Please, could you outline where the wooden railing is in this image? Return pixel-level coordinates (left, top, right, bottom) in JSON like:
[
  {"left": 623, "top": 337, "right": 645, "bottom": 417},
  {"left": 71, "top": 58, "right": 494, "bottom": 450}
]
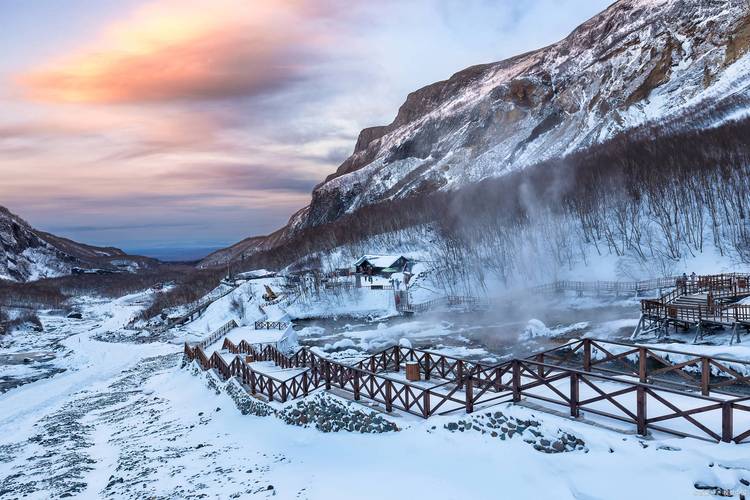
[
  {"left": 254, "top": 321, "right": 289, "bottom": 330},
  {"left": 189, "top": 319, "right": 238, "bottom": 351},
  {"left": 531, "top": 338, "right": 750, "bottom": 397},
  {"left": 403, "top": 295, "right": 486, "bottom": 314},
  {"left": 512, "top": 358, "right": 742, "bottom": 443},
  {"left": 168, "top": 286, "right": 238, "bottom": 326},
  {"left": 186, "top": 335, "right": 750, "bottom": 443},
  {"left": 533, "top": 277, "right": 680, "bottom": 296},
  {"left": 640, "top": 273, "right": 750, "bottom": 327}
]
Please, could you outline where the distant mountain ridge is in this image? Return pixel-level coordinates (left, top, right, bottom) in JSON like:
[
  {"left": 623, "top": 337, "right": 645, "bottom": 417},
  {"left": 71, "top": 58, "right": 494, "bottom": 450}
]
[
  {"left": 0, "top": 205, "right": 156, "bottom": 282},
  {"left": 199, "top": 0, "right": 750, "bottom": 267}
]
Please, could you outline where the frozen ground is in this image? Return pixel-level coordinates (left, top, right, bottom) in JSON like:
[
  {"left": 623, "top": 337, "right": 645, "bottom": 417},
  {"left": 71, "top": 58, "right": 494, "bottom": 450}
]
[{"left": 2, "top": 289, "right": 750, "bottom": 499}]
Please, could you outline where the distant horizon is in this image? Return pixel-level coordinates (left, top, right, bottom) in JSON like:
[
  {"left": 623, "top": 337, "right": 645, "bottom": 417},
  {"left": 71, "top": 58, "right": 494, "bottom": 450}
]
[{"left": 122, "top": 246, "right": 224, "bottom": 262}]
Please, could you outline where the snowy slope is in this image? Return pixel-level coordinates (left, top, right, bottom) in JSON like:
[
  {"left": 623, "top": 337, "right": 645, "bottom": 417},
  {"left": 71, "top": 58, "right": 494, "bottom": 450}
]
[
  {"left": 293, "top": 0, "right": 750, "bottom": 229},
  {"left": 201, "top": 0, "right": 750, "bottom": 267},
  {"left": 0, "top": 205, "right": 156, "bottom": 282}
]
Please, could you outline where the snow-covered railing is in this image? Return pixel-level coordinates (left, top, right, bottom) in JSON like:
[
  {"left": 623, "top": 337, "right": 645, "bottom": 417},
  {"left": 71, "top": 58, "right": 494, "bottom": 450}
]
[
  {"left": 193, "top": 319, "right": 238, "bottom": 350},
  {"left": 254, "top": 321, "right": 289, "bottom": 330},
  {"left": 168, "top": 285, "right": 238, "bottom": 327},
  {"left": 636, "top": 273, "right": 750, "bottom": 340},
  {"left": 186, "top": 334, "right": 750, "bottom": 443},
  {"left": 400, "top": 295, "right": 486, "bottom": 314},
  {"left": 533, "top": 277, "right": 680, "bottom": 296}
]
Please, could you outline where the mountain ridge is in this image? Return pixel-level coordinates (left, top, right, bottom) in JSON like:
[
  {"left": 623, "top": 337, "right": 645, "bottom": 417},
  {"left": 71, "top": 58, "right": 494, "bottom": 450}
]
[
  {"left": 0, "top": 205, "right": 157, "bottom": 282},
  {"left": 200, "top": 0, "right": 750, "bottom": 268}
]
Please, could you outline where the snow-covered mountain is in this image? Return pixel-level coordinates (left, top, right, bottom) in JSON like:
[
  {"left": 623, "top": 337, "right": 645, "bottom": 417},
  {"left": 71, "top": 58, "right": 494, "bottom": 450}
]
[
  {"left": 0, "top": 205, "right": 156, "bottom": 282},
  {"left": 201, "top": 0, "right": 750, "bottom": 267}
]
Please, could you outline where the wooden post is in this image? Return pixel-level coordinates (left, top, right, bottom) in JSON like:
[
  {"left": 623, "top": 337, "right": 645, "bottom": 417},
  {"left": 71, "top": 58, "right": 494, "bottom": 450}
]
[
  {"left": 512, "top": 360, "right": 521, "bottom": 403},
  {"left": 457, "top": 360, "right": 464, "bottom": 389},
  {"left": 280, "top": 382, "right": 287, "bottom": 403},
  {"left": 405, "top": 362, "right": 420, "bottom": 382},
  {"left": 701, "top": 357, "right": 710, "bottom": 396},
  {"left": 570, "top": 373, "right": 579, "bottom": 417},
  {"left": 385, "top": 380, "right": 393, "bottom": 412},
  {"left": 268, "top": 379, "right": 274, "bottom": 401},
  {"left": 583, "top": 339, "right": 591, "bottom": 372},
  {"left": 722, "top": 402, "right": 733, "bottom": 443},
  {"left": 394, "top": 347, "right": 400, "bottom": 372},
  {"left": 325, "top": 361, "right": 331, "bottom": 390},
  {"left": 353, "top": 371, "right": 361, "bottom": 401},
  {"left": 423, "top": 390, "right": 430, "bottom": 418},
  {"left": 250, "top": 370, "right": 257, "bottom": 394},
  {"left": 638, "top": 347, "right": 648, "bottom": 383},
  {"left": 424, "top": 353, "right": 431, "bottom": 381},
  {"left": 465, "top": 376, "right": 474, "bottom": 414},
  {"left": 302, "top": 371, "right": 309, "bottom": 396},
  {"left": 636, "top": 385, "right": 647, "bottom": 436}
]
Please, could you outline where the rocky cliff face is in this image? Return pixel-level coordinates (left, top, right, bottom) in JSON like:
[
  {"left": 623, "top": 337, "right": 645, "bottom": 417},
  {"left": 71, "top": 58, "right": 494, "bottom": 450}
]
[
  {"left": 201, "top": 0, "right": 750, "bottom": 267},
  {"left": 0, "top": 206, "right": 154, "bottom": 282}
]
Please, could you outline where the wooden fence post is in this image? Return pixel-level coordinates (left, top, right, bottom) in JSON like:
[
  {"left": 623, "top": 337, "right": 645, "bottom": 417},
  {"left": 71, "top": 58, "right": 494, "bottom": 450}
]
[
  {"left": 325, "top": 361, "right": 332, "bottom": 390},
  {"left": 353, "top": 371, "right": 361, "bottom": 401},
  {"left": 570, "top": 373, "right": 579, "bottom": 417},
  {"left": 302, "top": 372, "right": 309, "bottom": 396},
  {"left": 638, "top": 347, "right": 648, "bottom": 383},
  {"left": 512, "top": 360, "right": 521, "bottom": 403},
  {"left": 423, "top": 390, "right": 430, "bottom": 418},
  {"left": 250, "top": 370, "right": 256, "bottom": 394},
  {"left": 583, "top": 339, "right": 591, "bottom": 372},
  {"left": 424, "top": 353, "right": 431, "bottom": 381},
  {"left": 636, "top": 385, "right": 647, "bottom": 436},
  {"left": 701, "top": 357, "right": 710, "bottom": 396},
  {"left": 268, "top": 379, "right": 274, "bottom": 402},
  {"left": 385, "top": 380, "right": 393, "bottom": 412},
  {"left": 465, "top": 376, "right": 474, "bottom": 414},
  {"left": 281, "top": 382, "right": 287, "bottom": 403},
  {"left": 394, "top": 347, "right": 400, "bottom": 372},
  {"left": 722, "top": 402, "right": 733, "bottom": 443},
  {"left": 457, "top": 361, "right": 464, "bottom": 389}
]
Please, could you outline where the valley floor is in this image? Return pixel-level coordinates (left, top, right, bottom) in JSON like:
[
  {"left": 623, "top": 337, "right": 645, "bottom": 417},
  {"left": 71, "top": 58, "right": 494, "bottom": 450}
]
[{"left": 1, "top": 290, "right": 750, "bottom": 499}]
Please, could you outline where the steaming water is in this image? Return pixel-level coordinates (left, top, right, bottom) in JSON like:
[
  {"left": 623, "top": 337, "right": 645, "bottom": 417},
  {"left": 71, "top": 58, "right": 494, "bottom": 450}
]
[{"left": 295, "top": 299, "right": 641, "bottom": 364}]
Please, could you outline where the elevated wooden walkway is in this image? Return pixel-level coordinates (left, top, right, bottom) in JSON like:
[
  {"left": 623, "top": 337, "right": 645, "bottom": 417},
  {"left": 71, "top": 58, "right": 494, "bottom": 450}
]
[
  {"left": 533, "top": 277, "right": 679, "bottom": 297},
  {"left": 185, "top": 326, "right": 750, "bottom": 444},
  {"left": 634, "top": 274, "right": 750, "bottom": 343}
]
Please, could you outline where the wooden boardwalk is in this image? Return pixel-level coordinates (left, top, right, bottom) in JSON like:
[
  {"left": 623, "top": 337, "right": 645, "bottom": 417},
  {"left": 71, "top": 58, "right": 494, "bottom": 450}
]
[
  {"left": 634, "top": 274, "right": 750, "bottom": 342},
  {"left": 185, "top": 327, "right": 750, "bottom": 444},
  {"left": 533, "top": 277, "right": 680, "bottom": 297}
]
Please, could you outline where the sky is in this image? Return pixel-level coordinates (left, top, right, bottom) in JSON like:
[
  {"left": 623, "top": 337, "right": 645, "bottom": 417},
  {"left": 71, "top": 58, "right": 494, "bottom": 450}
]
[{"left": 0, "top": 0, "right": 612, "bottom": 258}]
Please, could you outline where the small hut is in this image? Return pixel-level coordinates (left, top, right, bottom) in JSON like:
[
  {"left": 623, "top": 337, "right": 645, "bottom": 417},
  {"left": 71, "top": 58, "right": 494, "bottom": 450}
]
[{"left": 353, "top": 255, "right": 411, "bottom": 277}]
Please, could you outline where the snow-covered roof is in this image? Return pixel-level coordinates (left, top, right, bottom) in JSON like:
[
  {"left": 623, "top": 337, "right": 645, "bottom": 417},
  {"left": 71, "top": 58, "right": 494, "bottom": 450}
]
[
  {"left": 353, "top": 255, "right": 406, "bottom": 268},
  {"left": 236, "top": 269, "right": 275, "bottom": 279}
]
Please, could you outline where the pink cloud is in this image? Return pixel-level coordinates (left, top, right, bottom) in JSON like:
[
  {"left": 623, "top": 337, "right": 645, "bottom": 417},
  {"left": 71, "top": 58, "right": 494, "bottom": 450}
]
[{"left": 19, "top": 0, "right": 335, "bottom": 104}]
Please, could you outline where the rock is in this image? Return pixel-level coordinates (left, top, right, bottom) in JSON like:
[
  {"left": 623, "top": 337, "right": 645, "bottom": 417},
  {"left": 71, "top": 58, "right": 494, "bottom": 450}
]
[
  {"left": 552, "top": 441, "right": 565, "bottom": 452},
  {"left": 656, "top": 445, "right": 680, "bottom": 452},
  {"left": 67, "top": 312, "right": 83, "bottom": 319}
]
